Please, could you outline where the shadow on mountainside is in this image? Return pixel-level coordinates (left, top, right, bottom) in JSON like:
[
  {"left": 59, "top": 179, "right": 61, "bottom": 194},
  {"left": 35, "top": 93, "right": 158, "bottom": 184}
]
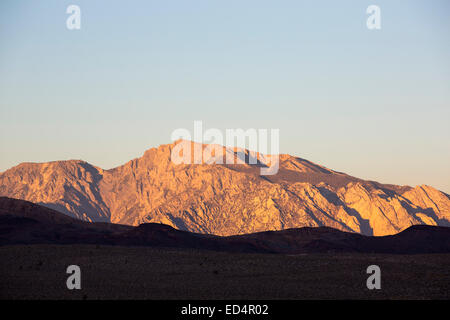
[{"left": 1, "top": 197, "right": 450, "bottom": 254}]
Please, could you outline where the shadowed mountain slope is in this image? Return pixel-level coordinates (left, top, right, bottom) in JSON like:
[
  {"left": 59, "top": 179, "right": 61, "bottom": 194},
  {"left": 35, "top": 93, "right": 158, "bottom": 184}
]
[{"left": 1, "top": 197, "right": 449, "bottom": 254}]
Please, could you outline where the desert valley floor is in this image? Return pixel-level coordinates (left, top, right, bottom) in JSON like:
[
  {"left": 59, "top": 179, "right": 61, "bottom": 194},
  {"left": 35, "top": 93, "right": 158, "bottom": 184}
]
[{"left": 1, "top": 245, "right": 449, "bottom": 300}]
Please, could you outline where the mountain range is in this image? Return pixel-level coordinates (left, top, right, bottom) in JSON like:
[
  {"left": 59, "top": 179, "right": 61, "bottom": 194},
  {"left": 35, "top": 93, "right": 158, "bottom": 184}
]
[{"left": 1, "top": 140, "right": 449, "bottom": 236}]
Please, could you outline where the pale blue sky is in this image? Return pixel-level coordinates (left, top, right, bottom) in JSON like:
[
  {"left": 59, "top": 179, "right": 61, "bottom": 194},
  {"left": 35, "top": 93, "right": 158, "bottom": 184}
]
[{"left": 1, "top": 0, "right": 449, "bottom": 192}]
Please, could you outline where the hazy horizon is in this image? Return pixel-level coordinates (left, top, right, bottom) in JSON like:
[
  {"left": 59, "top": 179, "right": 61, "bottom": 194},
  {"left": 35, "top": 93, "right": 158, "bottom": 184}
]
[{"left": 1, "top": 0, "right": 449, "bottom": 193}]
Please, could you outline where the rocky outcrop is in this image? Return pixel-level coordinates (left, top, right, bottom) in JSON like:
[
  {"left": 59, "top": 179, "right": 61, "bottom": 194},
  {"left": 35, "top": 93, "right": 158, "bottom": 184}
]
[{"left": 0, "top": 141, "right": 449, "bottom": 236}]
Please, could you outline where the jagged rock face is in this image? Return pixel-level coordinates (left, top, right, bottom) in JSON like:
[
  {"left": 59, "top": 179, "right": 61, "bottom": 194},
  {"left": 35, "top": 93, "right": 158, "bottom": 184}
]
[
  {"left": 0, "top": 141, "right": 449, "bottom": 236},
  {"left": 0, "top": 160, "right": 110, "bottom": 222}
]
